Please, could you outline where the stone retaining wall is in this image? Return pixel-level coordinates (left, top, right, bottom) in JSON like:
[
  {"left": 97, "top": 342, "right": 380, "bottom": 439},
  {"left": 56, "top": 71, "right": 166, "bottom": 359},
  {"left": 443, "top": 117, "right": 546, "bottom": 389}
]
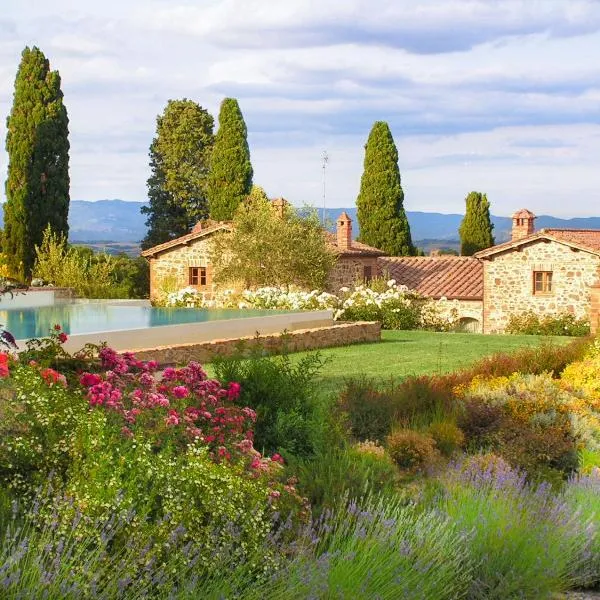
[{"left": 129, "top": 321, "right": 381, "bottom": 365}]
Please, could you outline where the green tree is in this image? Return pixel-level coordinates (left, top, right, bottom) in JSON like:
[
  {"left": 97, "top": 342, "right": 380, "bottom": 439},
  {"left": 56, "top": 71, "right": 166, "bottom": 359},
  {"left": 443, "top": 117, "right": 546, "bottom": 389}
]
[
  {"left": 4, "top": 46, "right": 70, "bottom": 280},
  {"left": 141, "top": 99, "right": 214, "bottom": 248},
  {"left": 211, "top": 197, "right": 337, "bottom": 290},
  {"left": 356, "top": 121, "right": 414, "bottom": 256},
  {"left": 458, "top": 191, "right": 495, "bottom": 256},
  {"left": 207, "top": 98, "right": 253, "bottom": 221}
]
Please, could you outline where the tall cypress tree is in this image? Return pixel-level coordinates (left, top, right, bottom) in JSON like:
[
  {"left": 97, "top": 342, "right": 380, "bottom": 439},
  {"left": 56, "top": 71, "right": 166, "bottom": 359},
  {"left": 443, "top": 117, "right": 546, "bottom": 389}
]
[
  {"left": 4, "top": 46, "right": 70, "bottom": 280},
  {"left": 141, "top": 99, "right": 214, "bottom": 248},
  {"left": 207, "top": 98, "right": 253, "bottom": 221},
  {"left": 356, "top": 121, "right": 414, "bottom": 256},
  {"left": 458, "top": 191, "right": 495, "bottom": 256}
]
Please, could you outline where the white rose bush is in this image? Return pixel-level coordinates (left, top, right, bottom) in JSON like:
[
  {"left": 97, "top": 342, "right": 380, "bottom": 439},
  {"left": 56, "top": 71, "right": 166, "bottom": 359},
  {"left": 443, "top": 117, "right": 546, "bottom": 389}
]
[{"left": 163, "top": 279, "right": 462, "bottom": 331}]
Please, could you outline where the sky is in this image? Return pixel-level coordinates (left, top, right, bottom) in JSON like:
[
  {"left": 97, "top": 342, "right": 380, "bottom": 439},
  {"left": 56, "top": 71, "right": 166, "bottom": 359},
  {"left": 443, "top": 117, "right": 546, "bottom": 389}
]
[{"left": 1, "top": 0, "right": 600, "bottom": 218}]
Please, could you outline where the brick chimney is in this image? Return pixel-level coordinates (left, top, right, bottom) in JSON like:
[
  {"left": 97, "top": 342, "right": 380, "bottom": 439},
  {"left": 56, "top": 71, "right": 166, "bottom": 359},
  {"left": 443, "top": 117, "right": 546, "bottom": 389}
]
[
  {"left": 511, "top": 209, "right": 536, "bottom": 241},
  {"left": 271, "top": 197, "right": 288, "bottom": 219},
  {"left": 336, "top": 212, "right": 352, "bottom": 250}
]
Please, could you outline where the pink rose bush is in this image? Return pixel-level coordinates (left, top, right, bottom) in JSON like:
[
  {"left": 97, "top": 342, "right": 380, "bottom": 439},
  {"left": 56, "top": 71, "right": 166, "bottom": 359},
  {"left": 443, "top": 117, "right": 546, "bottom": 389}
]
[{"left": 78, "top": 347, "right": 285, "bottom": 475}]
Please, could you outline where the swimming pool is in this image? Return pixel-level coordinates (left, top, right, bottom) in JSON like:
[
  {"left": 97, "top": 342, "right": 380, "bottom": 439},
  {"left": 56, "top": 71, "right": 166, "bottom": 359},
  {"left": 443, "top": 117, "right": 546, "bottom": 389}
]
[
  {"left": 0, "top": 303, "right": 289, "bottom": 340},
  {"left": 1, "top": 301, "right": 335, "bottom": 352}
]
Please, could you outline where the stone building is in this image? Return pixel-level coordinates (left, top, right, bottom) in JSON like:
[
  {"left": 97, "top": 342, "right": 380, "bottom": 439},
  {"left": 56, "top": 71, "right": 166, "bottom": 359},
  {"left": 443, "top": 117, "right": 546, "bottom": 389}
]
[
  {"left": 141, "top": 206, "right": 384, "bottom": 301},
  {"left": 475, "top": 210, "right": 600, "bottom": 334},
  {"left": 378, "top": 255, "right": 484, "bottom": 331}
]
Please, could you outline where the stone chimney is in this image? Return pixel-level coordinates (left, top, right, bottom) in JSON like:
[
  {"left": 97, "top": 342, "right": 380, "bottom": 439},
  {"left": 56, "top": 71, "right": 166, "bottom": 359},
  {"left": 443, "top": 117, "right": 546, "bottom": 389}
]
[
  {"left": 271, "top": 197, "right": 288, "bottom": 219},
  {"left": 336, "top": 212, "right": 352, "bottom": 250},
  {"left": 511, "top": 209, "right": 536, "bottom": 241}
]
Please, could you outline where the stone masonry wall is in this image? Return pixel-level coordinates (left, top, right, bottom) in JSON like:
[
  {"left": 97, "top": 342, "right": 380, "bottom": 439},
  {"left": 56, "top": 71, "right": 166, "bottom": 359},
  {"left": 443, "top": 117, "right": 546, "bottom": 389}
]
[
  {"left": 130, "top": 321, "right": 381, "bottom": 365},
  {"left": 327, "top": 257, "right": 379, "bottom": 292},
  {"left": 149, "top": 237, "right": 214, "bottom": 302},
  {"left": 483, "top": 240, "right": 600, "bottom": 333}
]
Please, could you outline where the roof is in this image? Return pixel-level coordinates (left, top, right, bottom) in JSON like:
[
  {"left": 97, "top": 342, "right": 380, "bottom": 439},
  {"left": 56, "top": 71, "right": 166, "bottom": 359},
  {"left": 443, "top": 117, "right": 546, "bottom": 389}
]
[
  {"left": 475, "top": 228, "right": 600, "bottom": 259},
  {"left": 512, "top": 208, "right": 536, "bottom": 219},
  {"left": 141, "top": 222, "right": 232, "bottom": 257},
  {"left": 325, "top": 232, "right": 387, "bottom": 257},
  {"left": 378, "top": 256, "right": 483, "bottom": 300}
]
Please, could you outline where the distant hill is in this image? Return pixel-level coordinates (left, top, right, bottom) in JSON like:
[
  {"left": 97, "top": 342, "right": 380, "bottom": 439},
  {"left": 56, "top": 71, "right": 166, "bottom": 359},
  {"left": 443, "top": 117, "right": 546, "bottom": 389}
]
[{"left": 0, "top": 200, "right": 598, "bottom": 246}]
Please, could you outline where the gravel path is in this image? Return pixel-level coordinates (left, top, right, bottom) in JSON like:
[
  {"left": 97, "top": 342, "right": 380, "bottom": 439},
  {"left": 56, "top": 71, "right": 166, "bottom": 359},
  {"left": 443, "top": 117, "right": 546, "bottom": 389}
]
[{"left": 565, "top": 592, "right": 600, "bottom": 599}]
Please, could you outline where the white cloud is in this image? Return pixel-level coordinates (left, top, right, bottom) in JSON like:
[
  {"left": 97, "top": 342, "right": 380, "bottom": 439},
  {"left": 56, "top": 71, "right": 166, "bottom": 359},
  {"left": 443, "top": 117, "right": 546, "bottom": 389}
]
[{"left": 0, "top": 0, "right": 599, "bottom": 219}]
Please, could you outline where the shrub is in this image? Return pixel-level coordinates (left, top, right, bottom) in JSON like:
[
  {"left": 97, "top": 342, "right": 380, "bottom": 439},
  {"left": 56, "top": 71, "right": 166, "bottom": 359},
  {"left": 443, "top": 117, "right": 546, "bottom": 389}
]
[
  {"left": 292, "top": 444, "right": 399, "bottom": 514},
  {"left": 213, "top": 346, "right": 326, "bottom": 458},
  {"left": 506, "top": 310, "right": 590, "bottom": 337},
  {"left": 386, "top": 428, "right": 440, "bottom": 471},
  {"left": 427, "top": 421, "right": 465, "bottom": 456}
]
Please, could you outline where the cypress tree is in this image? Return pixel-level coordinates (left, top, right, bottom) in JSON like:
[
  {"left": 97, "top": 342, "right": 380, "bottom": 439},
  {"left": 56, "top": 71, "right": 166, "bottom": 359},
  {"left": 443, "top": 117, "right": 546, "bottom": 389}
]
[
  {"left": 141, "top": 99, "right": 214, "bottom": 247},
  {"left": 356, "top": 121, "right": 414, "bottom": 256},
  {"left": 458, "top": 191, "right": 495, "bottom": 256},
  {"left": 4, "top": 46, "right": 70, "bottom": 280},
  {"left": 207, "top": 98, "right": 253, "bottom": 221}
]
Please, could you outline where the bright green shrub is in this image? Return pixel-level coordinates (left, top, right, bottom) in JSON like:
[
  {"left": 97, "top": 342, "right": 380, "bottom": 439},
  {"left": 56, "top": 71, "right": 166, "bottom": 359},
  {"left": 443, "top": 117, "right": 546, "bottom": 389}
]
[
  {"left": 213, "top": 347, "right": 326, "bottom": 458},
  {"left": 386, "top": 428, "right": 440, "bottom": 471}
]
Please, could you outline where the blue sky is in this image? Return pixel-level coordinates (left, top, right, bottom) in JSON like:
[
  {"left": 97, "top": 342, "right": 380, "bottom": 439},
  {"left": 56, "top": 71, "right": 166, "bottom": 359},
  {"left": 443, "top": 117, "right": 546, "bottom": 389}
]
[{"left": 1, "top": 0, "right": 600, "bottom": 217}]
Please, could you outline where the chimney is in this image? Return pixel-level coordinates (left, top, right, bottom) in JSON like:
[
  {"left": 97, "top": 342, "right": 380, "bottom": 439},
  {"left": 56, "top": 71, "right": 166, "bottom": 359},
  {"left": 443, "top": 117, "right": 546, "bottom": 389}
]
[
  {"left": 336, "top": 212, "right": 352, "bottom": 250},
  {"left": 511, "top": 209, "right": 536, "bottom": 241},
  {"left": 271, "top": 197, "right": 288, "bottom": 219}
]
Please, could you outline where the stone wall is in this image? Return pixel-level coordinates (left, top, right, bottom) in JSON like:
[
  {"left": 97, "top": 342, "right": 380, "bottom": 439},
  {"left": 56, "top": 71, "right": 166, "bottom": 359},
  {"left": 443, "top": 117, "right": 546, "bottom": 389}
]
[
  {"left": 327, "top": 256, "right": 379, "bottom": 292},
  {"left": 149, "top": 237, "right": 214, "bottom": 302},
  {"left": 482, "top": 240, "right": 600, "bottom": 333},
  {"left": 454, "top": 299, "right": 484, "bottom": 332},
  {"left": 130, "top": 321, "right": 381, "bottom": 365},
  {"left": 591, "top": 285, "right": 600, "bottom": 337}
]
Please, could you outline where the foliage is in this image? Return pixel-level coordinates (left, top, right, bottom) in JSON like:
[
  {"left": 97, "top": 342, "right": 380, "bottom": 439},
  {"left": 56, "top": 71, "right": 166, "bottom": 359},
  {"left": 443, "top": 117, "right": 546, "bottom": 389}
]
[
  {"left": 4, "top": 46, "right": 70, "bottom": 280},
  {"left": 213, "top": 345, "right": 327, "bottom": 458},
  {"left": 207, "top": 98, "right": 253, "bottom": 221},
  {"left": 458, "top": 191, "right": 495, "bottom": 256},
  {"left": 506, "top": 310, "right": 590, "bottom": 336},
  {"left": 426, "top": 421, "right": 465, "bottom": 456},
  {"left": 210, "top": 196, "right": 337, "bottom": 290},
  {"left": 291, "top": 443, "right": 399, "bottom": 514},
  {"left": 356, "top": 121, "right": 415, "bottom": 256},
  {"left": 32, "top": 228, "right": 123, "bottom": 298},
  {"left": 438, "top": 458, "right": 588, "bottom": 599},
  {"left": 141, "top": 99, "right": 214, "bottom": 248},
  {"left": 386, "top": 428, "right": 440, "bottom": 471}
]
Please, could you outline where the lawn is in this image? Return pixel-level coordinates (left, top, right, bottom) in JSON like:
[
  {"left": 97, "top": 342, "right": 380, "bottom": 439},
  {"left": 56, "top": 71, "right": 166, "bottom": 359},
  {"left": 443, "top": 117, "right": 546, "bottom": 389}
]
[{"left": 287, "top": 330, "right": 571, "bottom": 394}]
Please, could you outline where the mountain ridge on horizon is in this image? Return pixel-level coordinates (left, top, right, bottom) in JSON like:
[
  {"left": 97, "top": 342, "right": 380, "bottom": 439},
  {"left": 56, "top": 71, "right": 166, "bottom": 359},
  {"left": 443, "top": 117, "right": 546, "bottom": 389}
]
[{"left": 0, "top": 200, "right": 598, "bottom": 244}]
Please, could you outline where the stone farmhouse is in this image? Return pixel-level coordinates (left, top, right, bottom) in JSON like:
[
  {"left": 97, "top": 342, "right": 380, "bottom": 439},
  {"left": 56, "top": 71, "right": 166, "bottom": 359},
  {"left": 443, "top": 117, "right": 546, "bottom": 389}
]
[
  {"left": 142, "top": 204, "right": 600, "bottom": 336},
  {"left": 141, "top": 200, "right": 384, "bottom": 301}
]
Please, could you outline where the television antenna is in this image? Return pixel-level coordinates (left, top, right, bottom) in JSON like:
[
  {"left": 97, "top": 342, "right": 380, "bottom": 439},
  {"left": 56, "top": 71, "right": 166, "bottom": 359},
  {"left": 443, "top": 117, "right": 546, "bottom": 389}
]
[{"left": 321, "top": 150, "right": 329, "bottom": 224}]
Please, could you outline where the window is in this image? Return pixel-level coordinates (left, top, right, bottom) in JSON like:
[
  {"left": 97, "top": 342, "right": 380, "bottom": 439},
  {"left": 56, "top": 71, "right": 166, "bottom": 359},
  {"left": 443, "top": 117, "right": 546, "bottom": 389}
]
[
  {"left": 363, "top": 265, "right": 372, "bottom": 283},
  {"left": 189, "top": 266, "right": 207, "bottom": 286},
  {"left": 533, "top": 271, "right": 552, "bottom": 294}
]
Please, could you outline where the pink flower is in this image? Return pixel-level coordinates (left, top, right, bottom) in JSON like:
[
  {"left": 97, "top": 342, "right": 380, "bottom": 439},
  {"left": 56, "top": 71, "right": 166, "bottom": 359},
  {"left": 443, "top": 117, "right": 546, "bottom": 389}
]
[
  {"left": 172, "top": 385, "right": 189, "bottom": 399},
  {"left": 227, "top": 382, "right": 241, "bottom": 400},
  {"left": 80, "top": 372, "right": 102, "bottom": 387},
  {"left": 271, "top": 453, "right": 285, "bottom": 465},
  {"left": 162, "top": 367, "right": 177, "bottom": 381},
  {"left": 54, "top": 324, "right": 62, "bottom": 331},
  {"left": 165, "top": 409, "right": 180, "bottom": 426},
  {"left": 57, "top": 332, "right": 68, "bottom": 344},
  {"left": 269, "top": 490, "right": 281, "bottom": 499},
  {"left": 121, "top": 426, "right": 134, "bottom": 438}
]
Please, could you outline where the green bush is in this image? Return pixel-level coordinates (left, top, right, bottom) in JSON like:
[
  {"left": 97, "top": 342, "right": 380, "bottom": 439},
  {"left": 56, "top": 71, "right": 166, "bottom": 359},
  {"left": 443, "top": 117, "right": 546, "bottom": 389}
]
[
  {"left": 213, "top": 345, "right": 327, "bottom": 458},
  {"left": 426, "top": 421, "right": 465, "bottom": 456},
  {"left": 506, "top": 310, "right": 590, "bottom": 337},
  {"left": 291, "top": 443, "right": 399, "bottom": 514}
]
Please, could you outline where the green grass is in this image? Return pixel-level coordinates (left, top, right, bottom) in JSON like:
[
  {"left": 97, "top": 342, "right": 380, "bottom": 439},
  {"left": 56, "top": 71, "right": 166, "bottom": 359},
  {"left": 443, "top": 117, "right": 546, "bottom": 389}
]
[
  {"left": 287, "top": 330, "right": 571, "bottom": 394},
  {"left": 205, "top": 330, "right": 571, "bottom": 395}
]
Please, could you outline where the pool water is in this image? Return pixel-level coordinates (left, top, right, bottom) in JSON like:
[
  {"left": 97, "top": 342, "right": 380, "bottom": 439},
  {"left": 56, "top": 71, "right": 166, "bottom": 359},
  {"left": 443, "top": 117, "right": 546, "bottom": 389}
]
[{"left": 0, "top": 304, "right": 288, "bottom": 340}]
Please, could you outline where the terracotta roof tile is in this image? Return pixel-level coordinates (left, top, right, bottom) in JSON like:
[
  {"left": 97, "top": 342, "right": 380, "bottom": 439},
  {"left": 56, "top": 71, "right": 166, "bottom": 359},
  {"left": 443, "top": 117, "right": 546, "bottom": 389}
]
[
  {"left": 325, "top": 232, "right": 386, "bottom": 257},
  {"left": 475, "top": 228, "right": 600, "bottom": 258},
  {"left": 141, "top": 222, "right": 232, "bottom": 257},
  {"left": 378, "top": 256, "right": 483, "bottom": 300}
]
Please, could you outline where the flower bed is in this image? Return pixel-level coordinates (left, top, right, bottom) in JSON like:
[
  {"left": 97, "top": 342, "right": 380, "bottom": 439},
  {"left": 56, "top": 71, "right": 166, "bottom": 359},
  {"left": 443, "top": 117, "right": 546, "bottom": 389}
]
[{"left": 164, "top": 280, "right": 463, "bottom": 331}]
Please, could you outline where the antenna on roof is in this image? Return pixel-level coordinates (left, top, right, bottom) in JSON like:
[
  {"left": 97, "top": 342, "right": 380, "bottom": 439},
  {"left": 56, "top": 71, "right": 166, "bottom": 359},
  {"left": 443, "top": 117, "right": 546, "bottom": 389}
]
[{"left": 321, "top": 149, "right": 329, "bottom": 225}]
